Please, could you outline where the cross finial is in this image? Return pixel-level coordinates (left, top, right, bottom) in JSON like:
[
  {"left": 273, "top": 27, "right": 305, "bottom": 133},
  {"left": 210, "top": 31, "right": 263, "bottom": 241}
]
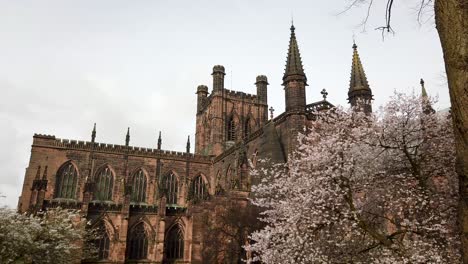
[
  {"left": 321, "top": 88, "right": 328, "bottom": 100},
  {"left": 269, "top": 106, "right": 275, "bottom": 119}
]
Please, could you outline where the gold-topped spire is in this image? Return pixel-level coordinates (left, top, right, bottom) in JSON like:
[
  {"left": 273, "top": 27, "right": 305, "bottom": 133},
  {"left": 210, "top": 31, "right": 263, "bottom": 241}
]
[
  {"left": 283, "top": 24, "right": 306, "bottom": 85},
  {"left": 348, "top": 43, "right": 373, "bottom": 114},
  {"left": 349, "top": 43, "right": 370, "bottom": 92}
]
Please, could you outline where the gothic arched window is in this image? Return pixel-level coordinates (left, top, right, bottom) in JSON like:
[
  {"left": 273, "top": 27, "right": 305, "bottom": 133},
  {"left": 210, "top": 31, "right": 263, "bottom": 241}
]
[
  {"left": 54, "top": 162, "right": 78, "bottom": 199},
  {"left": 95, "top": 222, "right": 110, "bottom": 260},
  {"left": 244, "top": 118, "right": 251, "bottom": 139},
  {"left": 227, "top": 116, "right": 236, "bottom": 141},
  {"left": 165, "top": 225, "right": 184, "bottom": 260},
  {"left": 162, "top": 172, "right": 178, "bottom": 205},
  {"left": 131, "top": 169, "right": 147, "bottom": 203},
  {"left": 127, "top": 223, "right": 148, "bottom": 260},
  {"left": 95, "top": 166, "right": 114, "bottom": 201},
  {"left": 191, "top": 175, "right": 208, "bottom": 201}
]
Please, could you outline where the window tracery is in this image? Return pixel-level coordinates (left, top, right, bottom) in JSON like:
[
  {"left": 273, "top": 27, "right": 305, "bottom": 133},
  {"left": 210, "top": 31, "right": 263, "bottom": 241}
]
[
  {"left": 95, "top": 166, "right": 114, "bottom": 201},
  {"left": 54, "top": 162, "right": 78, "bottom": 199},
  {"left": 131, "top": 169, "right": 147, "bottom": 203},
  {"left": 127, "top": 222, "right": 148, "bottom": 260}
]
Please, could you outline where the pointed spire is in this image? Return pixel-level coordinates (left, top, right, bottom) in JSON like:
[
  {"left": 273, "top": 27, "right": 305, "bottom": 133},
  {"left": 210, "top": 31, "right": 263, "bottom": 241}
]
[
  {"left": 125, "top": 127, "right": 130, "bottom": 146},
  {"left": 186, "top": 135, "right": 190, "bottom": 153},
  {"left": 283, "top": 24, "right": 306, "bottom": 85},
  {"left": 91, "top": 123, "right": 96, "bottom": 143},
  {"left": 42, "top": 166, "right": 48, "bottom": 180},
  {"left": 420, "top": 78, "right": 435, "bottom": 114},
  {"left": 420, "top": 78, "right": 428, "bottom": 98},
  {"left": 349, "top": 43, "right": 371, "bottom": 92},
  {"left": 157, "top": 131, "right": 162, "bottom": 150},
  {"left": 348, "top": 43, "right": 373, "bottom": 114}
]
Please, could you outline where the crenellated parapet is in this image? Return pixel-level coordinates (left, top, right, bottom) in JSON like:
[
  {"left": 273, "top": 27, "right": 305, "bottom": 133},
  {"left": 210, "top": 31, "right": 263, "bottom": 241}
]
[{"left": 32, "top": 134, "right": 212, "bottom": 163}]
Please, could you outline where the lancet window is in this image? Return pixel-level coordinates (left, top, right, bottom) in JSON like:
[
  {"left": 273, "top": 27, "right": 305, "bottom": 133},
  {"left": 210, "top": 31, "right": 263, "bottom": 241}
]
[
  {"left": 227, "top": 116, "right": 236, "bottom": 141},
  {"left": 127, "top": 223, "right": 148, "bottom": 260},
  {"left": 54, "top": 162, "right": 78, "bottom": 199},
  {"left": 94, "top": 166, "right": 114, "bottom": 201},
  {"left": 95, "top": 222, "right": 110, "bottom": 260},
  {"left": 162, "top": 172, "right": 178, "bottom": 205},
  {"left": 165, "top": 225, "right": 184, "bottom": 260},
  {"left": 191, "top": 175, "right": 208, "bottom": 201},
  {"left": 244, "top": 118, "right": 251, "bottom": 138},
  {"left": 131, "top": 169, "right": 147, "bottom": 203}
]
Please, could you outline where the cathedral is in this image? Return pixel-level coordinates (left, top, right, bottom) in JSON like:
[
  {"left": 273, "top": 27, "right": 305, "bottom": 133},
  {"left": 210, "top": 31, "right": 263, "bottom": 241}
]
[{"left": 17, "top": 24, "right": 373, "bottom": 263}]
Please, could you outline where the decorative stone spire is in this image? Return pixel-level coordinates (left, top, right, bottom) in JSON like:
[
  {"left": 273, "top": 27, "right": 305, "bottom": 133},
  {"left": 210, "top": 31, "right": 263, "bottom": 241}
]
[
  {"left": 348, "top": 43, "right": 373, "bottom": 114},
  {"left": 91, "top": 123, "right": 96, "bottom": 143},
  {"left": 125, "top": 127, "right": 130, "bottom": 146},
  {"left": 283, "top": 24, "right": 307, "bottom": 85},
  {"left": 420, "top": 78, "right": 435, "bottom": 114},
  {"left": 186, "top": 135, "right": 190, "bottom": 153},
  {"left": 420, "top": 78, "right": 428, "bottom": 98},
  {"left": 157, "top": 131, "right": 162, "bottom": 150}
]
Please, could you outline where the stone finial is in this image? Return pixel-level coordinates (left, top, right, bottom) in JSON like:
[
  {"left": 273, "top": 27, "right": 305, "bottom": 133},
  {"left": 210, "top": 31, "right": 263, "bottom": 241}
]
[
  {"left": 125, "top": 127, "right": 130, "bottom": 146},
  {"left": 269, "top": 106, "right": 275, "bottom": 119},
  {"left": 157, "top": 131, "right": 162, "bottom": 150},
  {"left": 91, "top": 123, "right": 96, "bottom": 143},
  {"left": 186, "top": 135, "right": 190, "bottom": 153}
]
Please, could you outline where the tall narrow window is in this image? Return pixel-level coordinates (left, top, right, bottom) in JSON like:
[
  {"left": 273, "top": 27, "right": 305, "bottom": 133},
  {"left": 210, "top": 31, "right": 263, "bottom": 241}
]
[
  {"left": 95, "top": 166, "right": 114, "bottom": 201},
  {"left": 244, "top": 118, "right": 251, "bottom": 138},
  {"left": 131, "top": 169, "right": 147, "bottom": 203},
  {"left": 191, "top": 175, "right": 208, "bottom": 201},
  {"left": 95, "top": 222, "right": 110, "bottom": 260},
  {"left": 165, "top": 226, "right": 184, "bottom": 260},
  {"left": 162, "top": 172, "right": 178, "bottom": 205},
  {"left": 227, "top": 116, "right": 236, "bottom": 141},
  {"left": 54, "top": 162, "right": 78, "bottom": 199},
  {"left": 127, "top": 223, "right": 148, "bottom": 260}
]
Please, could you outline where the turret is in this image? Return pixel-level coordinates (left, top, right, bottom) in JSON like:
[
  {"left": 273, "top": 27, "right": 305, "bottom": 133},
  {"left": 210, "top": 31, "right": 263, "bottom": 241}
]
[
  {"left": 255, "top": 75, "right": 269, "bottom": 104},
  {"left": 196, "top": 85, "right": 209, "bottom": 113},
  {"left": 283, "top": 24, "right": 307, "bottom": 112},
  {"left": 348, "top": 43, "right": 373, "bottom": 114},
  {"left": 212, "top": 65, "right": 225, "bottom": 91}
]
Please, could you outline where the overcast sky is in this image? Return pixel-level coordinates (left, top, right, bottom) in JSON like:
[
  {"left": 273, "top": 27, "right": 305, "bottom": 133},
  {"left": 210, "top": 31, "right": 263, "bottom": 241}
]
[{"left": 0, "top": 0, "right": 448, "bottom": 207}]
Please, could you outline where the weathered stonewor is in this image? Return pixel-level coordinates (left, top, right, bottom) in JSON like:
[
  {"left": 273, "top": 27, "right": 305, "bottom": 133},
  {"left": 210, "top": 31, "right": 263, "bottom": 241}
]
[{"left": 18, "top": 24, "right": 373, "bottom": 264}]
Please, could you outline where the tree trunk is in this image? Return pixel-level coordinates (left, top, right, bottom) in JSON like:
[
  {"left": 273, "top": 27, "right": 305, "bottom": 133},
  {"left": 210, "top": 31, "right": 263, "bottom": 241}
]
[{"left": 434, "top": 0, "right": 468, "bottom": 262}]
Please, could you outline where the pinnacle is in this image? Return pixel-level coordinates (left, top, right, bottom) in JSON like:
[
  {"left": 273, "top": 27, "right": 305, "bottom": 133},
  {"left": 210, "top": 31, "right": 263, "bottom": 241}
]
[
  {"left": 349, "top": 43, "right": 370, "bottom": 92},
  {"left": 283, "top": 24, "right": 306, "bottom": 85}
]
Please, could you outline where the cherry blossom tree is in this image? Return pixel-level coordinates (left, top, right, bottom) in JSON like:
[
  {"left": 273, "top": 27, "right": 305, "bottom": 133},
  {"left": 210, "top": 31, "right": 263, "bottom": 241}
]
[
  {"left": 248, "top": 92, "right": 460, "bottom": 263},
  {"left": 0, "top": 207, "right": 91, "bottom": 264}
]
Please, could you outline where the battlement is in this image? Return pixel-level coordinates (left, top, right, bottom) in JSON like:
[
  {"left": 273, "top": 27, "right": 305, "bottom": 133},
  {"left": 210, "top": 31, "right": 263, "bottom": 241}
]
[
  {"left": 32, "top": 134, "right": 212, "bottom": 163},
  {"left": 223, "top": 89, "right": 258, "bottom": 101}
]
